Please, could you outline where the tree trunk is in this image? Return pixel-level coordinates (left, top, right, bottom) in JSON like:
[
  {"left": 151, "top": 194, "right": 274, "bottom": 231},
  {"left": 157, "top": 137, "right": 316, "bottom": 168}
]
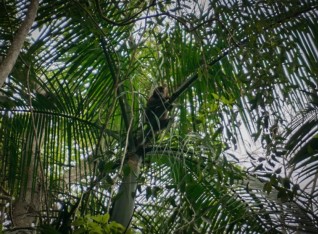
[
  {"left": 110, "top": 153, "right": 142, "bottom": 228},
  {"left": 0, "top": 0, "right": 39, "bottom": 87},
  {"left": 11, "top": 120, "right": 43, "bottom": 233}
]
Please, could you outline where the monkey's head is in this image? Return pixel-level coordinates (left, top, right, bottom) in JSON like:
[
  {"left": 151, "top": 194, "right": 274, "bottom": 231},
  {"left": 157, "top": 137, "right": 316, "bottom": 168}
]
[{"left": 152, "top": 86, "right": 168, "bottom": 99}]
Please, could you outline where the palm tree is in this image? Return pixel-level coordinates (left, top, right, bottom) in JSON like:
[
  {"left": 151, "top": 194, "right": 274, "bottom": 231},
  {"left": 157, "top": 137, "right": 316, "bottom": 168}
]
[{"left": 0, "top": 0, "right": 318, "bottom": 233}]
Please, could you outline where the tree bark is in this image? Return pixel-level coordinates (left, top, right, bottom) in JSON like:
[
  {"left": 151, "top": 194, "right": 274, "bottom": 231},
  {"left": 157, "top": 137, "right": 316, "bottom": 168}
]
[
  {"left": 0, "top": 0, "right": 39, "bottom": 87},
  {"left": 11, "top": 141, "right": 42, "bottom": 232},
  {"left": 110, "top": 153, "right": 141, "bottom": 228},
  {"left": 11, "top": 116, "right": 43, "bottom": 232}
]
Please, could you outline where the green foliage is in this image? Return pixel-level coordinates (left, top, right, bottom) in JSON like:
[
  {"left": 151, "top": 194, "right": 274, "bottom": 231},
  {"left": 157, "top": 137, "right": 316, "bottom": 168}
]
[
  {"left": 73, "top": 214, "right": 132, "bottom": 234},
  {"left": 1, "top": 0, "right": 318, "bottom": 233}
]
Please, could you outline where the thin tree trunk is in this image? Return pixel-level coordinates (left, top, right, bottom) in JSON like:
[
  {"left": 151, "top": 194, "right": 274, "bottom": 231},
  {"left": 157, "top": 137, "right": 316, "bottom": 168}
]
[
  {"left": 0, "top": 0, "right": 39, "bottom": 87},
  {"left": 110, "top": 153, "right": 142, "bottom": 228},
  {"left": 11, "top": 119, "right": 43, "bottom": 233}
]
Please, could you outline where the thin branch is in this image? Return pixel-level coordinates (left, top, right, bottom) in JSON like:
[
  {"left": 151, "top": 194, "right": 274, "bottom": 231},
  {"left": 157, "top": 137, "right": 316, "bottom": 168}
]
[
  {"left": 99, "top": 37, "right": 136, "bottom": 152},
  {"left": 95, "top": 0, "right": 156, "bottom": 26}
]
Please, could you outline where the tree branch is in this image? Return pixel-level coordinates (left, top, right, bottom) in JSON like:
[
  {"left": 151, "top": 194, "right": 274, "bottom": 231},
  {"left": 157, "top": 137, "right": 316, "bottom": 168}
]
[
  {"left": 99, "top": 37, "right": 137, "bottom": 153},
  {"left": 95, "top": 0, "right": 156, "bottom": 26},
  {"left": 0, "top": 0, "right": 39, "bottom": 87}
]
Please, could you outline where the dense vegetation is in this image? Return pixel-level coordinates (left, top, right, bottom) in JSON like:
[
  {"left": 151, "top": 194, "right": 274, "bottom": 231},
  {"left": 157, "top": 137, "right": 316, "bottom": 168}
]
[{"left": 0, "top": 0, "right": 318, "bottom": 233}]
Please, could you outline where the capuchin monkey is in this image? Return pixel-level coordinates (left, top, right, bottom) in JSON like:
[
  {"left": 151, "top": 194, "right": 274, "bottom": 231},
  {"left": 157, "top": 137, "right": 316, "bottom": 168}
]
[
  {"left": 136, "top": 86, "right": 173, "bottom": 155},
  {"left": 145, "top": 85, "right": 172, "bottom": 132}
]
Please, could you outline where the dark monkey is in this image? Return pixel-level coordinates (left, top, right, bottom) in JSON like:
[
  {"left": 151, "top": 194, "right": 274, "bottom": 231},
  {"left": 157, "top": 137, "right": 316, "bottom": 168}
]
[
  {"left": 135, "top": 86, "right": 172, "bottom": 156},
  {"left": 145, "top": 86, "right": 172, "bottom": 132},
  {"left": 112, "top": 87, "right": 173, "bottom": 167}
]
